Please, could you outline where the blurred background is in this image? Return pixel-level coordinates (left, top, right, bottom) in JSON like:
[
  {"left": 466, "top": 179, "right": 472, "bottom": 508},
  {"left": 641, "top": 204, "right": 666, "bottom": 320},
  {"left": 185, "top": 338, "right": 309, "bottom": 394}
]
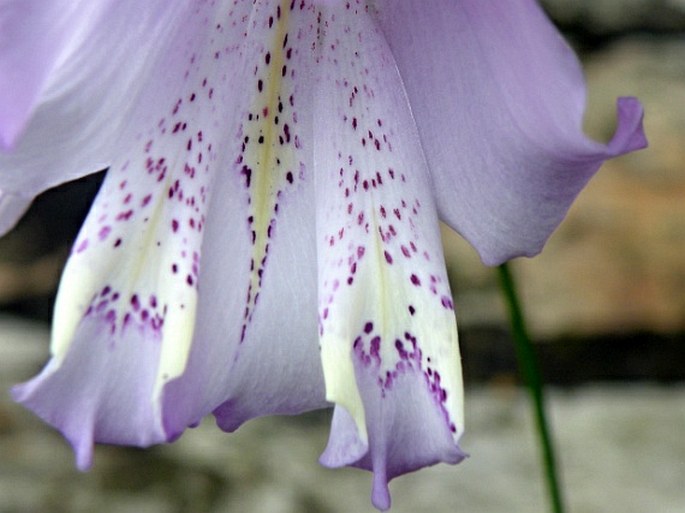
[{"left": 1, "top": 1, "right": 684, "bottom": 512}]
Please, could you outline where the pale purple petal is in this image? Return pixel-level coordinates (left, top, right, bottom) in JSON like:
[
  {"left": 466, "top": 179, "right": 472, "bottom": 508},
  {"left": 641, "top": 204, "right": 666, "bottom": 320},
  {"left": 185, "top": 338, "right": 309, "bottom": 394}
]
[
  {"left": 4, "top": 0, "right": 648, "bottom": 509},
  {"left": 181, "top": 171, "right": 326, "bottom": 433},
  {"left": 0, "top": 0, "right": 78, "bottom": 148},
  {"left": 0, "top": 0, "right": 204, "bottom": 214},
  {"left": 12, "top": 0, "right": 329, "bottom": 461},
  {"left": 322, "top": 372, "right": 466, "bottom": 510},
  {"left": 374, "top": 0, "right": 647, "bottom": 265},
  {"left": 12, "top": 316, "right": 166, "bottom": 469},
  {"left": 163, "top": 1, "right": 327, "bottom": 435},
  {"left": 0, "top": 188, "right": 31, "bottom": 236},
  {"left": 12, "top": 0, "right": 254, "bottom": 464},
  {"left": 313, "top": 6, "right": 464, "bottom": 509}
]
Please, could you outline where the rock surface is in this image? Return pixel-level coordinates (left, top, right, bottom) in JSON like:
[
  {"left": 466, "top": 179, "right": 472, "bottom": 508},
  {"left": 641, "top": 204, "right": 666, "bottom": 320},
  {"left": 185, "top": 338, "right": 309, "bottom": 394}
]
[
  {"left": 1, "top": 317, "right": 684, "bottom": 513},
  {"left": 542, "top": 0, "right": 685, "bottom": 34}
]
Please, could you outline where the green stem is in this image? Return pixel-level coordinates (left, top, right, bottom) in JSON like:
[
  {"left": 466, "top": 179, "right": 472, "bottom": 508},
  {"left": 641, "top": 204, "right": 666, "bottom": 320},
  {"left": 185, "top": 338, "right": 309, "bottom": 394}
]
[{"left": 497, "top": 262, "right": 565, "bottom": 513}]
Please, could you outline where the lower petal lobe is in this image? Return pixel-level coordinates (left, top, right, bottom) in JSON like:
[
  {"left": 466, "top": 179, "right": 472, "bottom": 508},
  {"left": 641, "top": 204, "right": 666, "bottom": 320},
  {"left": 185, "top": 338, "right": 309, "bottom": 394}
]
[
  {"left": 313, "top": 4, "right": 465, "bottom": 508},
  {"left": 12, "top": 0, "right": 247, "bottom": 462}
]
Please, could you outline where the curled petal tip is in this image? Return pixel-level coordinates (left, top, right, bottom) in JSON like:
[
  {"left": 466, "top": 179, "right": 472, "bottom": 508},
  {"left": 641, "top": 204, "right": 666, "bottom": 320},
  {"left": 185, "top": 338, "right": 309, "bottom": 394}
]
[
  {"left": 609, "top": 96, "right": 648, "bottom": 155},
  {"left": 11, "top": 379, "right": 94, "bottom": 471}
]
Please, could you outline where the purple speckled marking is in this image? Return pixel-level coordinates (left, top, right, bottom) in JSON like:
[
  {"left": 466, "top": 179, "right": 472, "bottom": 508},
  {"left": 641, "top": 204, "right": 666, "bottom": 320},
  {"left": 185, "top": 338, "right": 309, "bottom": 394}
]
[
  {"left": 314, "top": 0, "right": 461, "bottom": 443},
  {"left": 98, "top": 226, "right": 112, "bottom": 241},
  {"left": 63, "top": 0, "right": 269, "bottom": 349},
  {"left": 352, "top": 322, "right": 455, "bottom": 433},
  {"left": 315, "top": 18, "right": 455, "bottom": 332},
  {"left": 234, "top": 0, "right": 310, "bottom": 344},
  {"left": 81, "top": 286, "right": 168, "bottom": 337},
  {"left": 76, "top": 239, "right": 89, "bottom": 254}
]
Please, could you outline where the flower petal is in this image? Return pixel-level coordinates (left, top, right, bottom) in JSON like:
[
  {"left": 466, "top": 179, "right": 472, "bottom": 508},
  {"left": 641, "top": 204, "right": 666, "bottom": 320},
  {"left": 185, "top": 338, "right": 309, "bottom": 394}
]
[
  {"left": 0, "top": 0, "right": 207, "bottom": 212},
  {"left": 162, "top": 0, "right": 328, "bottom": 435},
  {"left": 312, "top": 6, "right": 464, "bottom": 509},
  {"left": 374, "top": 0, "right": 647, "bottom": 265},
  {"left": 12, "top": 0, "right": 253, "bottom": 467},
  {"left": 0, "top": 0, "right": 77, "bottom": 148},
  {"left": 0, "top": 188, "right": 31, "bottom": 236},
  {"left": 12, "top": 315, "right": 166, "bottom": 470}
]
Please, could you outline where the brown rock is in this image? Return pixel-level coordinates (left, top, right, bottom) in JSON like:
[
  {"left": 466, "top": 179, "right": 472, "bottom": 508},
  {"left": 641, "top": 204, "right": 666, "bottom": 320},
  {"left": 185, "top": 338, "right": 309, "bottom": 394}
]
[{"left": 514, "top": 38, "right": 685, "bottom": 337}]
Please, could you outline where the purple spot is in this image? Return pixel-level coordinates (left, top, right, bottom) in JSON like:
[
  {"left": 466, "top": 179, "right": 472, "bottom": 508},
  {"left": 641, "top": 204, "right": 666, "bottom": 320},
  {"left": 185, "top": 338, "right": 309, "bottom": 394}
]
[
  {"left": 116, "top": 210, "right": 133, "bottom": 221},
  {"left": 364, "top": 322, "right": 373, "bottom": 334},
  {"left": 370, "top": 336, "right": 381, "bottom": 359},
  {"left": 75, "top": 238, "right": 89, "bottom": 253},
  {"left": 96, "top": 300, "right": 108, "bottom": 313},
  {"left": 98, "top": 226, "right": 111, "bottom": 241}
]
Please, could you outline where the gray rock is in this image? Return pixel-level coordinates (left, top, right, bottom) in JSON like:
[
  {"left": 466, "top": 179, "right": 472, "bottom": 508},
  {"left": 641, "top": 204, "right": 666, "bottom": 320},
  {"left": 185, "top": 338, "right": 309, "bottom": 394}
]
[
  {"left": 1, "top": 318, "right": 684, "bottom": 513},
  {"left": 542, "top": 0, "right": 685, "bottom": 33}
]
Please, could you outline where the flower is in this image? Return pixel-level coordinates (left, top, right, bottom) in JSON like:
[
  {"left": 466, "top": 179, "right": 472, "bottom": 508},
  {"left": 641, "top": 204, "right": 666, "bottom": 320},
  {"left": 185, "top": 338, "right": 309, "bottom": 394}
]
[{"left": 0, "top": 0, "right": 645, "bottom": 509}]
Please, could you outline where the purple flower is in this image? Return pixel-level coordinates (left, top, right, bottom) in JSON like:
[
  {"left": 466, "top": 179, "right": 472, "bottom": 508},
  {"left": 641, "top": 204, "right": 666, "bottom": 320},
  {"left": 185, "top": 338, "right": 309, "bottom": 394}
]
[{"left": 0, "top": 0, "right": 645, "bottom": 509}]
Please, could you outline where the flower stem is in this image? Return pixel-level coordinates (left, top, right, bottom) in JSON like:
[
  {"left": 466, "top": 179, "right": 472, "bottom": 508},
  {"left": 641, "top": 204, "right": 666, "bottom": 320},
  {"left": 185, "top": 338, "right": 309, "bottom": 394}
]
[{"left": 497, "top": 262, "right": 565, "bottom": 513}]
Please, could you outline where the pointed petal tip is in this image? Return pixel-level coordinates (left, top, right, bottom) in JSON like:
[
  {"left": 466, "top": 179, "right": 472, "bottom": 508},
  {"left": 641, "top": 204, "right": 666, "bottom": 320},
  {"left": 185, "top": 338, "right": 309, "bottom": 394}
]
[
  {"left": 10, "top": 312, "right": 176, "bottom": 468},
  {"left": 609, "top": 96, "right": 648, "bottom": 155},
  {"left": 0, "top": 189, "right": 32, "bottom": 237},
  {"left": 367, "top": 445, "right": 467, "bottom": 512},
  {"left": 318, "top": 410, "right": 368, "bottom": 468},
  {"left": 211, "top": 400, "right": 243, "bottom": 433},
  {"left": 11, "top": 378, "right": 95, "bottom": 471},
  {"left": 73, "top": 436, "right": 95, "bottom": 472},
  {"left": 371, "top": 475, "right": 391, "bottom": 511}
]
